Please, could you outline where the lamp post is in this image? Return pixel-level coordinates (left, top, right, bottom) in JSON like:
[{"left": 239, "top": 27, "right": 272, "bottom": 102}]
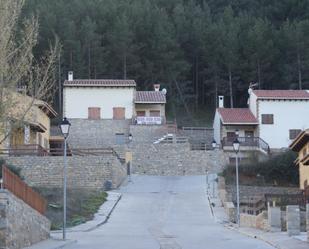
[
  {"left": 60, "top": 117, "right": 71, "bottom": 240},
  {"left": 233, "top": 137, "right": 240, "bottom": 225}
]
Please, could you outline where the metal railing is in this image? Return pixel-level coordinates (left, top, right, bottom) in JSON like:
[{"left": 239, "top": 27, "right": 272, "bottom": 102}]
[
  {"left": 2, "top": 166, "right": 47, "bottom": 214},
  {"left": 0, "top": 145, "right": 123, "bottom": 159},
  {"left": 222, "top": 137, "right": 270, "bottom": 154}
]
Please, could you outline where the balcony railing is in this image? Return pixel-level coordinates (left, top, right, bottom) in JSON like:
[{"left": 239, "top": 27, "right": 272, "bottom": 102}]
[
  {"left": 222, "top": 136, "right": 270, "bottom": 154},
  {"left": 133, "top": 116, "right": 165, "bottom": 125}
]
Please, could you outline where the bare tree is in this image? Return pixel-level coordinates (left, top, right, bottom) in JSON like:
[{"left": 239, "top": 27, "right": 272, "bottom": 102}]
[{"left": 0, "top": 0, "right": 60, "bottom": 145}]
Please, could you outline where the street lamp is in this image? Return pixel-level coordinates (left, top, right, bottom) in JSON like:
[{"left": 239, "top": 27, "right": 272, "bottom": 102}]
[
  {"left": 233, "top": 137, "right": 240, "bottom": 226},
  {"left": 60, "top": 117, "right": 71, "bottom": 240}
]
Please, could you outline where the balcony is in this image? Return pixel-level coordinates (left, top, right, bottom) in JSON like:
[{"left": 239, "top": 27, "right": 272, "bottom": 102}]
[{"left": 222, "top": 136, "right": 270, "bottom": 154}]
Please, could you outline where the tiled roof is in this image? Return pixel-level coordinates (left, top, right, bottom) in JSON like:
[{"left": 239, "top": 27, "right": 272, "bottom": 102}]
[
  {"left": 64, "top": 79, "right": 136, "bottom": 87},
  {"left": 290, "top": 129, "right": 309, "bottom": 152},
  {"left": 135, "top": 91, "right": 166, "bottom": 103},
  {"left": 252, "top": 90, "right": 309, "bottom": 99},
  {"left": 218, "top": 108, "right": 258, "bottom": 124}
]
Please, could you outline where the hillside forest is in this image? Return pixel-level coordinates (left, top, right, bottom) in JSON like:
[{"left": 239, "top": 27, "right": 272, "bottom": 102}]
[{"left": 21, "top": 0, "right": 309, "bottom": 124}]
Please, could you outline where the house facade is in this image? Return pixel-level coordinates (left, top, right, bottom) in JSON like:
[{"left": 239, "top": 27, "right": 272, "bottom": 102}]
[
  {"left": 63, "top": 72, "right": 167, "bottom": 124},
  {"left": 290, "top": 129, "right": 309, "bottom": 190},
  {"left": 134, "top": 85, "right": 166, "bottom": 125},
  {"left": 0, "top": 91, "right": 57, "bottom": 154},
  {"left": 213, "top": 88, "right": 309, "bottom": 151}
]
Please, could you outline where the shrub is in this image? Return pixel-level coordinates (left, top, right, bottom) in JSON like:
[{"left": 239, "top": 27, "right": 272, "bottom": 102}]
[{"left": 222, "top": 150, "right": 298, "bottom": 186}]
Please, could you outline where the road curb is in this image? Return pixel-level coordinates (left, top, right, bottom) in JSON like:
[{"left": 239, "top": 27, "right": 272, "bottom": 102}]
[
  {"left": 225, "top": 225, "right": 281, "bottom": 249},
  {"left": 85, "top": 192, "right": 122, "bottom": 231},
  {"left": 51, "top": 192, "right": 122, "bottom": 234}
]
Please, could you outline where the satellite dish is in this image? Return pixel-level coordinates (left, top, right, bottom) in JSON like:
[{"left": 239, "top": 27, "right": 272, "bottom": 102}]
[{"left": 161, "top": 88, "right": 167, "bottom": 95}]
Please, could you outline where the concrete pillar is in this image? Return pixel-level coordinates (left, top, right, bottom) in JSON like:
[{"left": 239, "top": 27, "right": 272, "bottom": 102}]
[
  {"left": 24, "top": 125, "right": 30, "bottom": 144},
  {"left": 286, "top": 205, "right": 300, "bottom": 236},
  {"left": 306, "top": 203, "right": 309, "bottom": 241},
  {"left": 268, "top": 207, "right": 281, "bottom": 232}
]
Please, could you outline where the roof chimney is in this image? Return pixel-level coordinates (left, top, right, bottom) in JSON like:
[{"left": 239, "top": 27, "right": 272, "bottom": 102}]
[
  {"left": 154, "top": 84, "right": 160, "bottom": 92},
  {"left": 218, "top": 96, "right": 224, "bottom": 108},
  {"left": 68, "top": 71, "right": 73, "bottom": 81}
]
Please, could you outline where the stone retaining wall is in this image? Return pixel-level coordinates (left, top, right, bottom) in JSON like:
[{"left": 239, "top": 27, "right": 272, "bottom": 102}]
[
  {"left": 0, "top": 190, "right": 50, "bottom": 249},
  {"left": 67, "top": 119, "right": 130, "bottom": 148},
  {"left": 6, "top": 155, "right": 126, "bottom": 189},
  {"left": 131, "top": 143, "right": 229, "bottom": 175}
]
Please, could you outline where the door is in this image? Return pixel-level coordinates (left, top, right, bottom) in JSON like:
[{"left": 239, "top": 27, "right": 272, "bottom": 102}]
[
  {"left": 113, "top": 107, "right": 125, "bottom": 120},
  {"left": 245, "top": 130, "right": 254, "bottom": 145},
  {"left": 226, "top": 132, "right": 236, "bottom": 142}
]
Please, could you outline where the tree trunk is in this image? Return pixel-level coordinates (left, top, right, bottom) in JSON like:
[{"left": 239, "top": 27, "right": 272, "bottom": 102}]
[
  {"left": 228, "top": 67, "right": 234, "bottom": 108},
  {"left": 215, "top": 71, "right": 218, "bottom": 108},
  {"left": 58, "top": 53, "right": 62, "bottom": 115},
  {"left": 70, "top": 50, "right": 73, "bottom": 69},
  {"left": 257, "top": 60, "right": 262, "bottom": 89},
  {"left": 123, "top": 53, "right": 127, "bottom": 80},
  {"left": 195, "top": 56, "right": 199, "bottom": 111},
  {"left": 297, "top": 51, "right": 302, "bottom": 90},
  {"left": 88, "top": 46, "right": 91, "bottom": 79}
]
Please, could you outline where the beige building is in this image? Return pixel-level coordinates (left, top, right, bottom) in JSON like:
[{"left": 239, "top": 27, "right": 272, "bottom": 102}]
[
  {"left": 0, "top": 91, "right": 57, "bottom": 154},
  {"left": 290, "top": 129, "right": 309, "bottom": 190},
  {"left": 134, "top": 86, "right": 166, "bottom": 125}
]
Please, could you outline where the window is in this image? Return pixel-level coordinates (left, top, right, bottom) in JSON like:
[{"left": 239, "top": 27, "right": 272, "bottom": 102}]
[
  {"left": 261, "top": 114, "right": 274, "bottom": 124},
  {"left": 136, "top": 111, "right": 146, "bottom": 117},
  {"left": 289, "top": 129, "right": 302, "bottom": 140},
  {"left": 113, "top": 107, "right": 125, "bottom": 120},
  {"left": 88, "top": 107, "right": 101, "bottom": 120},
  {"left": 149, "top": 110, "right": 160, "bottom": 117}
]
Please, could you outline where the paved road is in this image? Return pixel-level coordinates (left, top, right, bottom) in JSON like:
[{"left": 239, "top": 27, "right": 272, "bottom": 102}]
[{"left": 63, "top": 175, "right": 274, "bottom": 249}]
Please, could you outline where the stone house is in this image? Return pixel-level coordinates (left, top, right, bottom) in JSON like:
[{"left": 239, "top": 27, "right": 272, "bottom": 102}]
[
  {"left": 290, "top": 129, "right": 309, "bottom": 190},
  {"left": 0, "top": 91, "right": 57, "bottom": 154},
  {"left": 213, "top": 88, "right": 309, "bottom": 152}
]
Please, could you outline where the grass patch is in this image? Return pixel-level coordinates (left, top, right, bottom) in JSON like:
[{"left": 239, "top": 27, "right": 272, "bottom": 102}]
[
  {"left": 36, "top": 188, "right": 108, "bottom": 230},
  {"left": 221, "top": 151, "right": 299, "bottom": 187}
]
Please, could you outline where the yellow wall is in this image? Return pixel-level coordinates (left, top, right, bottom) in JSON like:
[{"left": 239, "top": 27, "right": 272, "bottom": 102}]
[
  {"left": 298, "top": 142, "right": 309, "bottom": 190},
  {"left": 0, "top": 91, "right": 53, "bottom": 150}
]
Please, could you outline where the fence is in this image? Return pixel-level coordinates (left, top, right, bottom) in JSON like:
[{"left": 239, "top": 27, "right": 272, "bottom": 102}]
[
  {"left": 265, "top": 193, "right": 306, "bottom": 210},
  {"left": 2, "top": 166, "right": 47, "bottom": 214},
  {"left": 0, "top": 145, "right": 118, "bottom": 157}
]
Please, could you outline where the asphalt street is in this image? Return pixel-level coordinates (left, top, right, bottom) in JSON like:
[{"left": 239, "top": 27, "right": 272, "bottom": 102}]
[{"left": 63, "top": 175, "right": 275, "bottom": 249}]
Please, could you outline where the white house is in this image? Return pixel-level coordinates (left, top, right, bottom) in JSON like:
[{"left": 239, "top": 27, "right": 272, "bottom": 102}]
[
  {"left": 213, "top": 88, "right": 309, "bottom": 151},
  {"left": 63, "top": 72, "right": 166, "bottom": 124}
]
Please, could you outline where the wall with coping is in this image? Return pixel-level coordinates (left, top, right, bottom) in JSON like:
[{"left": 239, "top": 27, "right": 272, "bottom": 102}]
[
  {"left": 131, "top": 143, "right": 229, "bottom": 175},
  {"left": 0, "top": 190, "right": 50, "bottom": 249},
  {"left": 6, "top": 155, "right": 126, "bottom": 190}
]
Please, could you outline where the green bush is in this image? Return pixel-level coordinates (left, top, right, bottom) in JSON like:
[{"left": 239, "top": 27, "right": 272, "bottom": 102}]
[{"left": 222, "top": 150, "right": 299, "bottom": 186}]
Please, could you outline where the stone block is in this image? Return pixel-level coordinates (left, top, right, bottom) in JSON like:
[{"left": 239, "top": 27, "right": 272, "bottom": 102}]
[
  {"left": 268, "top": 207, "right": 281, "bottom": 232},
  {"left": 286, "top": 205, "right": 300, "bottom": 236}
]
